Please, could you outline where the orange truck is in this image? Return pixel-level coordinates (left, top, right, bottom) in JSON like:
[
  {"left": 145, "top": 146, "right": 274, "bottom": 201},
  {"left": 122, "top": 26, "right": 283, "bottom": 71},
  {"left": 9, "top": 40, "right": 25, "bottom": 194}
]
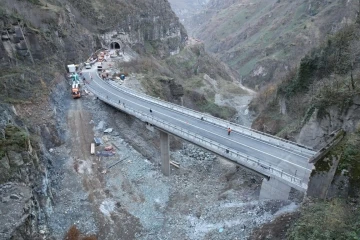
[
  {"left": 71, "top": 83, "right": 81, "bottom": 99},
  {"left": 98, "top": 51, "right": 105, "bottom": 62}
]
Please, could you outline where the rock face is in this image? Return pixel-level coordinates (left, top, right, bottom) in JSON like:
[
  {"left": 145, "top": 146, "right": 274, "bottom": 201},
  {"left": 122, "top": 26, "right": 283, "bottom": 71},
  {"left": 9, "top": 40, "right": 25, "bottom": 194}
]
[
  {"left": 69, "top": 0, "right": 187, "bottom": 58},
  {"left": 298, "top": 96, "right": 360, "bottom": 150},
  {"left": 0, "top": 103, "right": 45, "bottom": 239},
  {"left": 99, "top": 0, "right": 187, "bottom": 58},
  {"left": 0, "top": 1, "right": 188, "bottom": 239},
  {"left": 307, "top": 154, "right": 343, "bottom": 199},
  {"left": 0, "top": 0, "right": 187, "bottom": 67},
  {"left": 0, "top": 183, "right": 33, "bottom": 240}
]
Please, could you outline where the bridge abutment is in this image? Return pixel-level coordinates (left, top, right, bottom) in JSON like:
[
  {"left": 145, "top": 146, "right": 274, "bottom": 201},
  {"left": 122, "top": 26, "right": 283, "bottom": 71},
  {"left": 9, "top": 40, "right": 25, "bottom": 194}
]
[
  {"left": 160, "top": 131, "right": 170, "bottom": 176},
  {"left": 259, "top": 177, "right": 291, "bottom": 200}
]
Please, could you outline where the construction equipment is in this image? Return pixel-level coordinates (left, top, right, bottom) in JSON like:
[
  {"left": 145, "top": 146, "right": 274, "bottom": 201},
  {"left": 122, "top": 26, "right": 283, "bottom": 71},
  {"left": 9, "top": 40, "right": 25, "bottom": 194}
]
[
  {"left": 71, "top": 83, "right": 81, "bottom": 99},
  {"left": 69, "top": 72, "right": 81, "bottom": 99},
  {"left": 70, "top": 73, "right": 80, "bottom": 82},
  {"left": 67, "top": 64, "right": 76, "bottom": 73}
]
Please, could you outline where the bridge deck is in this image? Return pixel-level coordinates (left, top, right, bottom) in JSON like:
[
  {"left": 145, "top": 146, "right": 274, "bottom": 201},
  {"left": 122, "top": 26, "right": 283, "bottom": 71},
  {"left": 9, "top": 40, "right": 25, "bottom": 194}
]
[{"left": 83, "top": 68, "right": 315, "bottom": 191}]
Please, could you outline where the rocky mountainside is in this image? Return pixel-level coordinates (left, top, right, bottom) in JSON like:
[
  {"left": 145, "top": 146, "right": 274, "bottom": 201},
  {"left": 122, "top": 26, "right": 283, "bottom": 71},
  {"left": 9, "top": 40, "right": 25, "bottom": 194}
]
[
  {"left": 168, "top": 0, "right": 209, "bottom": 25},
  {"left": 173, "top": 0, "right": 359, "bottom": 88},
  {"left": 0, "top": 0, "right": 255, "bottom": 239},
  {"left": 0, "top": 0, "right": 187, "bottom": 239},
  {"left": 248, "top": 19, "right": 360, "bottom": 238}
]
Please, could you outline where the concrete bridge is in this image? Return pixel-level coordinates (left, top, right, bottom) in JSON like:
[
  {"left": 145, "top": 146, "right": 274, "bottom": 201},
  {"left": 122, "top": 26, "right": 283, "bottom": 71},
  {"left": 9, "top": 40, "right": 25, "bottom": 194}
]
[{"left": 82, "top": 66, "right": 316, "bottom": 200}]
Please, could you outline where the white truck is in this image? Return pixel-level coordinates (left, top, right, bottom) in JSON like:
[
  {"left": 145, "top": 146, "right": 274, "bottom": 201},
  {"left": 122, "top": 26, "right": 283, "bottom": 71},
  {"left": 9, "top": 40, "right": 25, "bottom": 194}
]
[{"left": 85, "top": 62, "right": 91, "bottom": 69}]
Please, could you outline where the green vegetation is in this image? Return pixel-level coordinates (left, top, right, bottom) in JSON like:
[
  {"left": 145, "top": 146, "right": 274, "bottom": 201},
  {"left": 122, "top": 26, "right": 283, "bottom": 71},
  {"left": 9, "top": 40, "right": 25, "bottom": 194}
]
[
  {"left": 144, "top": 40, "right": 156, "bottom": 55},
  {"left": 251, "top": 22, "right": 360, "bottom": 136},
  {"left": 121, "top": 43, "right": 240, "bottom": 120},
  {"left": 140, "top": 74, "right": 167, "bottom": 99},
  {"left": 198, "top": 101, "right": 236, "bottom": 120},
  {"left": 192, "top": 0, "right": 357, "bottom": 89},
  {"left": 183, "top": 76, "right": 204, "bottom": 89},
  {"left": 279, "top": 25, "right": 358, "bottom": 99},
  {"left": 27, "top": 0, "right": 43, "bottom": 6},
  {"left": 335, "top": 131, "right": 360, "bottom": 189},
  {"left": 0, "top": 125, "right": 29, "bottom": 159},
  {"left": 251, "top": 20, "right": 360, "bottom": 240},
  {"left": 237, "top": 57, "right": 259, "bottom": 76},
  {"left": 0, "top": 66, "right": 51, "bottom": 104},
  {"left": 287, "top": 199, "right": 360, "bottom": 240}
]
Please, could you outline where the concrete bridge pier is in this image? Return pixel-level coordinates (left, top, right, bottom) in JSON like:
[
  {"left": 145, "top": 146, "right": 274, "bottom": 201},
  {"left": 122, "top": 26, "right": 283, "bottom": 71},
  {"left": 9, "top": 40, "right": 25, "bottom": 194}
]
[
  {"left": 259, "top": 177, "right": 291, "bottom": 200},
  {"left": 160, "top": 131, "right": 170, "bottom": 176}
]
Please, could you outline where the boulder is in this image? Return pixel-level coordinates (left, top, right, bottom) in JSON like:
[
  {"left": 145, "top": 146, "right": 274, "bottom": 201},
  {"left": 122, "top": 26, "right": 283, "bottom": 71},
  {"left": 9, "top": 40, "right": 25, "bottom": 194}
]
[
  {"left": 7, "top": 151, "right": 24, "bottom": 167},
  {"left": 0, "top": 155, "right": 10, "bottom": 170},
  {"left": 15, "top": 41, "right": 27, "bottom": 50},
  {"left": 0, "top": 183, "right": 32, "bottom": 240},
  {"left": 104, "top": 128, "right": 113, "bottom": 133}
]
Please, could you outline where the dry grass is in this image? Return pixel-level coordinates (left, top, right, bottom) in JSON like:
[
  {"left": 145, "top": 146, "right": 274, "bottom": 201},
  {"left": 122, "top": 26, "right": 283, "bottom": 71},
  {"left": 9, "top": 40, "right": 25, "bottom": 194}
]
[
  {"left": 82, "top": 236, "right": 97, "bottom": 240},
  {"left": 63, "top": 225, "right": 97, "bottom": 240},
  {"left": 64, "top": 226, "right": 80, "bottom": 240}
]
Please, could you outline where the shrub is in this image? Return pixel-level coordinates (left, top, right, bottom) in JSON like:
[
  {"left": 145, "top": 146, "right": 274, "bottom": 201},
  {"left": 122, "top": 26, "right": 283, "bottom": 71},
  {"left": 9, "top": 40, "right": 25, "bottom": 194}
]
[
  {"left": 64, "top": 225, "right": 80, "bottom": 240},
  {"left": 63, "top": 225, "right": 97, "bottom": 240},
  {"left": 82, "top": 236, "right": 97, "bottom": 240},
  {"left": 287, "top": 199, "right": 360, "bottom": 240}
]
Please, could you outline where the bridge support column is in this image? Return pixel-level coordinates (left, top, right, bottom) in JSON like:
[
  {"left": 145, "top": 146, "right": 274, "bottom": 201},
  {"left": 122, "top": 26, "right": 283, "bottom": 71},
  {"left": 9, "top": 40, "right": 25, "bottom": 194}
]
[
  {"left": 160, "top": 131, "right": 170, "bottom": 176},
  {"left": 259, "top": 178, "right": 291, "bottom": 200}
]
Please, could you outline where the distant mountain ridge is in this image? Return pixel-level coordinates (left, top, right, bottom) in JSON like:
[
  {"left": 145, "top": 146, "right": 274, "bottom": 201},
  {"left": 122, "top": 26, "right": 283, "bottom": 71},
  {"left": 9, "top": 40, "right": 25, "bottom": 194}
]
[
  {"left": 170, "top": 0, "right": 359, "bottom": 88},
  {"left": 168, "top": 0, "right": 209, "bottom": 25}
]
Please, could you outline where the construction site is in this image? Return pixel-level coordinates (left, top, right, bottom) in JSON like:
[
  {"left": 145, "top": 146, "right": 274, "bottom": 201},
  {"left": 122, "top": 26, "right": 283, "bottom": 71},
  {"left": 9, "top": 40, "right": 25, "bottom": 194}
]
[{"left": 40, "top": 48, "right": 302, "bottom": 240}]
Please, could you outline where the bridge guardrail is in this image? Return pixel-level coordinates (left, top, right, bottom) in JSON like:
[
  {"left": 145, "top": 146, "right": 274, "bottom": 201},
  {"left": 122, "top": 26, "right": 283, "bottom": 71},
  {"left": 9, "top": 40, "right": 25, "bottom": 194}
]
[
  {"left": 87, "top": 85, "right": 308, "bottom": 191},
  {"left": 107, "top": 81, "right": 315, "bottom": 156}
]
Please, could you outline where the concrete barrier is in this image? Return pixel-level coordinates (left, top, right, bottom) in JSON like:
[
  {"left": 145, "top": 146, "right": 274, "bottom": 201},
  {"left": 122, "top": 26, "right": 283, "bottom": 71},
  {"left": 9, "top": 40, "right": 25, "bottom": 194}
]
[{"left": 108, "top": 81, "right": 316, "bottom": 156}]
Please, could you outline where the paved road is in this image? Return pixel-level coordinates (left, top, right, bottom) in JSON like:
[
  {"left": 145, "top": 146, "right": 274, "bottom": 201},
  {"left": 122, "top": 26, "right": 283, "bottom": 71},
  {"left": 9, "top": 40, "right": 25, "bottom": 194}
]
[{"left": 82, "top": 67, "right": 315, "bottom": 189}]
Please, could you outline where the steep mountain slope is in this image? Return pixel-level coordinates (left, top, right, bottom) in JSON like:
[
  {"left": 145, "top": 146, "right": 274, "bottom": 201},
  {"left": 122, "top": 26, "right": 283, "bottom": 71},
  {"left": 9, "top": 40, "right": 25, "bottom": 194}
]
[
  {"left": 119, "top": 38, "right": 247, "bottom": 120},
  {"left": 168, "top": 0, "right": 209, "bottom": 25},
  {"left": 0, "top": 1, "right": 253, "bottom": 239},
  {"left": 251, "top": 20, "right": 360, "bottom": 194},
  {"left": 250, "top": 23, "right": 360, "bottom": 143},
  {"left": 248, "top": 17, "right": 360, "bottom": 240},
  {"left": 0, "top": 0, "right": 187, "bottom": 239},
  {"left": 180, "top": 0, "right": 359, "bottom": 88}
]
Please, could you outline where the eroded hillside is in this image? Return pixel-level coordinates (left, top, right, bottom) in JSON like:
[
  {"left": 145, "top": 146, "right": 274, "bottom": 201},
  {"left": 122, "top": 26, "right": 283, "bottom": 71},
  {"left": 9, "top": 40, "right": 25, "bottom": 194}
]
[
  {"left": 0, "top": 0, "right": 186, "bottom": 238},
  {"left": 248, "top": 20, "right": 360, "bottom": 239},
  {"left": 0, "top": 0, "right": 255, "bottom": 239},
  {"left": 175, "top": 0, "right": 359, "bottom": 89}
]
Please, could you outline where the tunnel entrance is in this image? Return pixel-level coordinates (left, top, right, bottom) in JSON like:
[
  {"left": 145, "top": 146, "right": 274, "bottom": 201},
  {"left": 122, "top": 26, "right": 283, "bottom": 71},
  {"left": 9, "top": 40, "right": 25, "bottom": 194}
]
[{"left": 110, "top": 42, "right": 121, "bottom": 49}]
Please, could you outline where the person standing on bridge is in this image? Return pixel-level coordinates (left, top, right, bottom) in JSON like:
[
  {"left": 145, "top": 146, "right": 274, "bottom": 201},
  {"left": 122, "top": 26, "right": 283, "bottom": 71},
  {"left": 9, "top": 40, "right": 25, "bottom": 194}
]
[{"left": 228, "top": 127, "right": 232, "bottom": 136}]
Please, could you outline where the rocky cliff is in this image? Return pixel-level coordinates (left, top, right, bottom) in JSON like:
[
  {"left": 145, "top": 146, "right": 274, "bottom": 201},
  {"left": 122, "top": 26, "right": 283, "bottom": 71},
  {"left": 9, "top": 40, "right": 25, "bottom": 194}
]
[
  {"left": 0, "top": 0, "right": 187, "bottom": 239},
  {"left": 0, "top": 103, "right": 45, "bottom": 240},
  {"left": 250, "top": 21, "right": 360, "bottom": 203},
  {"left": 0, "top": 0, "right": 187, "bottom": 66},
  {"left": 246, "top": 16, "right": 360, "bottom": 239}
]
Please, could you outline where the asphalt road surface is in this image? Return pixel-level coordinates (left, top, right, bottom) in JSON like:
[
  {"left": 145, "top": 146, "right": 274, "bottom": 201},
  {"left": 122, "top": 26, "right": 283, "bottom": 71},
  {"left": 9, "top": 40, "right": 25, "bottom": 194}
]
[{"left": 82, "top": 67, "right": 314, "bottom": 187}]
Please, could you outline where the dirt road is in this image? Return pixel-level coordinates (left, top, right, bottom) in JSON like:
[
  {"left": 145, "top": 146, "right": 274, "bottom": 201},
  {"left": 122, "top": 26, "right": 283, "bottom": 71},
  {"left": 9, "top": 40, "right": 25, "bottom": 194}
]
[{"left": 66, "top": 98, "right": 141, "bottom": 239}]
